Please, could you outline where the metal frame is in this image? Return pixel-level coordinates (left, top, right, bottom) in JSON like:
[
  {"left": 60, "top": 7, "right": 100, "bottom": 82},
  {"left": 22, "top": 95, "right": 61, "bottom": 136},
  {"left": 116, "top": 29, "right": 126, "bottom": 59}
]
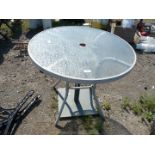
[{"left": 53, "top": 80, "right": 104, "bottom": 126}]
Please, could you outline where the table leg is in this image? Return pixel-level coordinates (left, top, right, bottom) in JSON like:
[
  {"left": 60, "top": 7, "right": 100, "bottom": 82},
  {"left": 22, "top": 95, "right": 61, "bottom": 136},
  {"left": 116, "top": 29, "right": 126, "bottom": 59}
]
[
  {"left": 54, "top": 82, "right": 104, "bottom": 126},
  {"left": 74, "top": 83, "right": 80, "bottom": 104},
  {"left": 55, "top": 82, "right": 69, "bottom": 126},
  {"left": 52, "top": 79, "right": 61, "bottom": 89},
  {"left": 92, "top": 84, "right": 104, "bottom": 120}
]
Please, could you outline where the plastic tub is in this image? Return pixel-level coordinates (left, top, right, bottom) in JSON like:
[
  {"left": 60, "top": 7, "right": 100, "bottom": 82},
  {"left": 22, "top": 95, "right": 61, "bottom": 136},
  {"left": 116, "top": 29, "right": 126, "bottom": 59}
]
[
  {"left": 29, "top": 19, "right": 42, "bottom": 29},
  {"left": 42, "top": 19, "right": 52, "bottom": 29}
]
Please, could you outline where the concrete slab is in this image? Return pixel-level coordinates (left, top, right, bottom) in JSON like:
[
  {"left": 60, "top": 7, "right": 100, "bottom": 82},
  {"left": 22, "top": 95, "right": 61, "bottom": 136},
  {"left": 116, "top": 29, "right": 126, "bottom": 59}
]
[{"left": 57, "top": 88, "right": 98, "bottom": 118}]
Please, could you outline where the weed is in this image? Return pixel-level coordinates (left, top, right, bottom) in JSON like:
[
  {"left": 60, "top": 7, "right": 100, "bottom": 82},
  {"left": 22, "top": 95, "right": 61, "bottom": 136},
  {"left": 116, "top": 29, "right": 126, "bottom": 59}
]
[
  {"left": 82, "top": 116, "right": 103, "bottom": 134},
  {"left": 51, "top": 102, "right": 58, "bottom": 109},
  {"left": 121, "top": 94, "right": 155, "bottom": 123},
  {"left": 87, "top": 129, "right": 99, "bottom": 135},
  {"left": 102, "top": 100, "right": 111, "bottom": 111},
  {"left": 143, "top": 111, "right": 154, "bottom": 122},
  {"left": 51, "top": 95, "right": 58, "bottom": 109},
  {"left": 130, "top": 102, "right": 143, "bottom": 116},
  {"left": 0, "top": 23, "right": 12, "bottom": 37},
  {"left": 82, "top": 116, "right": 93, "bottom": 130},
  {"left": 21, "top": 20, "right": 29, "bottom": 33},
  {"left": 121, "top": 97, "right": 131, "bottom": 110},
  {"left": 139, "top": 95, "right": 155, "bottom": 113},
  {"left": 94, "top": 119, "right": 103, "bottom": 134}
]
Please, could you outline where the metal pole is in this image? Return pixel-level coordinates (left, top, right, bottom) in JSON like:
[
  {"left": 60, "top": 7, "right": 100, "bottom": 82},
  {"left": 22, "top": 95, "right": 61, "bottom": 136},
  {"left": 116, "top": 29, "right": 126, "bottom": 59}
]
[
  {"left": 52, "top": 79, "right": 61, "bottom": 89},
  {"left": 55, "top": 82, "right": 69, "bottom": 126},
  {"left": 92, "top": 84, "right": 104, "bottom": 120},
  {"left": 74, "top": 83, "right": 80, "bottom": 104}
]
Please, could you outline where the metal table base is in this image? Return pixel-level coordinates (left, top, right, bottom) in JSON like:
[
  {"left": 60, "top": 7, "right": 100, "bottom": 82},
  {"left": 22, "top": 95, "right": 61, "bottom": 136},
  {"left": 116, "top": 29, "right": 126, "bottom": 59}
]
[{"left": 53, "top": 81, "right": 104, "bottom": 126}]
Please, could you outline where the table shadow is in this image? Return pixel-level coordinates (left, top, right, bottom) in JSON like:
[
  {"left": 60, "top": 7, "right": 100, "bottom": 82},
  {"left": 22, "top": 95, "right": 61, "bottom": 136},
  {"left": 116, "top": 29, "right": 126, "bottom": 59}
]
[
  {"left": 58, "top": 116, "right": 132, "bottom": 135},
  {"left": 103, "top": 118, "right": 132, "bottom": 135}
]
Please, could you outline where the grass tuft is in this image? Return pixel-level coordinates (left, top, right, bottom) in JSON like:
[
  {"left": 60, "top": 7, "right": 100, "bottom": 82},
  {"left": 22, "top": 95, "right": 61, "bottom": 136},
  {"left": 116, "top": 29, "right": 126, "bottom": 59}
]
[
  {"left": 121, "top": 94, "right": 155, "bottom": 122},
  {"left": 102, "top": 100, "right": 111, "bottom": 111}
]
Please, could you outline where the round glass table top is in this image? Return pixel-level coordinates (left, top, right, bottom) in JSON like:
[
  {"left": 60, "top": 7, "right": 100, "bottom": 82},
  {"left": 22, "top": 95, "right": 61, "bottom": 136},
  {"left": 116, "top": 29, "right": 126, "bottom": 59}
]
[{"left": 28, "top": 26, "right": 136, "bottom": 84}]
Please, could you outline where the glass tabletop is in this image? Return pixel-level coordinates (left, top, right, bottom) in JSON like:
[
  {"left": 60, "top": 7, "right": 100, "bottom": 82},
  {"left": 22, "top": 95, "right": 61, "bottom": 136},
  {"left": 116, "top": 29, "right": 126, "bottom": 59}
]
[{"left": 28, "top": 26, "right": 136, "bottom": 84}]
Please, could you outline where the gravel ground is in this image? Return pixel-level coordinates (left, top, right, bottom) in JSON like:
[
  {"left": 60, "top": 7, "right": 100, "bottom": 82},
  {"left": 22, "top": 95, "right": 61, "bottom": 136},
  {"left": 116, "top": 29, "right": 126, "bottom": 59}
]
[{"left": 0, "top": 33, "right": 155, "bottom": 135}]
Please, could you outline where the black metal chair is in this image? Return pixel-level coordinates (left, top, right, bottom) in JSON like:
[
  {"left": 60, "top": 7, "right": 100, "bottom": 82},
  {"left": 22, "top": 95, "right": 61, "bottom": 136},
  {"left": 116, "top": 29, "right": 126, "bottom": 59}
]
[{"left": 0, "top": 90, "right": 41, "bottom": 135}]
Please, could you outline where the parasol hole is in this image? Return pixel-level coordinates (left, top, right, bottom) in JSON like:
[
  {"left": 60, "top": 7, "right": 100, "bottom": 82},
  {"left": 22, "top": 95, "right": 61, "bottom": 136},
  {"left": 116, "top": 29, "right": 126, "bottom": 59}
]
[{"left": 79, "top": 43, "right": 86, "bottom": 47}]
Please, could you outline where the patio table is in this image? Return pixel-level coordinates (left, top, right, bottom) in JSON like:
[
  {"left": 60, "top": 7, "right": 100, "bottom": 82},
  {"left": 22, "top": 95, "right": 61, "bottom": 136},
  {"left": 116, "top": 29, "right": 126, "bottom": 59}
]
[{"left": 28, "top": 26, "right": 136, "bottom": 126}]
